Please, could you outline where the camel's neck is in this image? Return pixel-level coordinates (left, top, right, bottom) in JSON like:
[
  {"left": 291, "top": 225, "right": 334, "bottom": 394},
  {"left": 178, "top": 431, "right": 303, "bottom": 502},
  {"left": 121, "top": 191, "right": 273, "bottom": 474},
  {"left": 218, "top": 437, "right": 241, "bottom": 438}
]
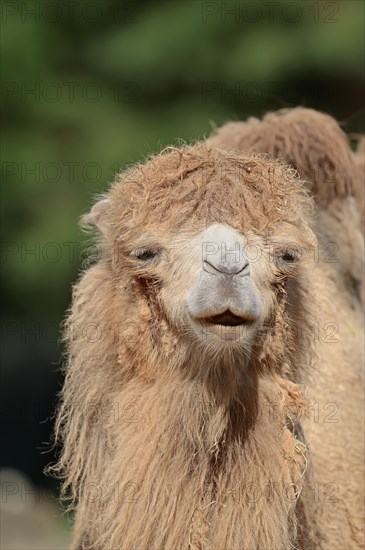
[
  {"left": 100, "top": 365, "right": 307, "bottom": 485},
  {"left": 73, "top": 372, "right": 308, "bottom": 549}
]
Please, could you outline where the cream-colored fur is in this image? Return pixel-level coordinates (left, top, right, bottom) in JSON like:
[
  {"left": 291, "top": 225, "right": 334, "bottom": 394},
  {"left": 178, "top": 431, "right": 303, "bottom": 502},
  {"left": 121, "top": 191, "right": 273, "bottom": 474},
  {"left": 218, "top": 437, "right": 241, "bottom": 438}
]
[{"left": 51, "top": 123, "right": 364, "bottom": 549}]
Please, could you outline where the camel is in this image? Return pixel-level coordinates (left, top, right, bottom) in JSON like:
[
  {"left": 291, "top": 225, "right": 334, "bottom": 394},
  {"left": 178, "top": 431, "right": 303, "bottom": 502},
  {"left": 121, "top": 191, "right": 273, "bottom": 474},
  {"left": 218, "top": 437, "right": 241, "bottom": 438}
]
[{"left": 51, "top": 115, "right": 364, "bottom": 549}]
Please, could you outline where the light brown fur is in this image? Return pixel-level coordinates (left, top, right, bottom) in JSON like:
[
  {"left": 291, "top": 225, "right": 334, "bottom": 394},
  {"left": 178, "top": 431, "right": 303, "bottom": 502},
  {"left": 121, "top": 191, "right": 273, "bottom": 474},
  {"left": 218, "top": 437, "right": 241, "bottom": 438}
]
[
  {"left": 209, "top": 107, "right": 365, "bottom": 305},
  {"left": 52, "top": 137, "right": 364, "bottom": 549},
  {"left": 209, "top": 107, "right": 360, "bottom": 207}
]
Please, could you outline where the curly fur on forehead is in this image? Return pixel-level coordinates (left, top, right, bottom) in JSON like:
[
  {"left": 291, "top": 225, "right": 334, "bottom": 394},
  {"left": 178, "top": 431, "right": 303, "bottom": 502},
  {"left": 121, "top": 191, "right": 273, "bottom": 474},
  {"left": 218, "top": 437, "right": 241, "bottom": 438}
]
[{"left": 104, "top": 144, "right": 313, "bottom": 240}]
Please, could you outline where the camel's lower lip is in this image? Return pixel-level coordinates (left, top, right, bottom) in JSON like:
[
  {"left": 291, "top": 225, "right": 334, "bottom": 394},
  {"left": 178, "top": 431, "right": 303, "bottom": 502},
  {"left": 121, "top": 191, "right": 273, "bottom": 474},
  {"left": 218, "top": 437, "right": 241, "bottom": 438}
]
[{"left": 194, "top": 309, "right": 256, "bottom": 327}]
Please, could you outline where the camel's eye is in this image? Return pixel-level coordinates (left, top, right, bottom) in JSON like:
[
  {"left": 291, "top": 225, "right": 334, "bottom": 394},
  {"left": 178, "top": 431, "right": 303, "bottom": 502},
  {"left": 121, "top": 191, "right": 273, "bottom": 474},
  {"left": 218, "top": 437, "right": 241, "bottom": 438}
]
[
  {"left": 132, "top": 247, "right": 161, "bottom": 262},
  {"left": 280, "top": 250, "right": 298, "bottom": 262},
  {"left": 273, "top": 248, "right": 301, "bottom": 274}
]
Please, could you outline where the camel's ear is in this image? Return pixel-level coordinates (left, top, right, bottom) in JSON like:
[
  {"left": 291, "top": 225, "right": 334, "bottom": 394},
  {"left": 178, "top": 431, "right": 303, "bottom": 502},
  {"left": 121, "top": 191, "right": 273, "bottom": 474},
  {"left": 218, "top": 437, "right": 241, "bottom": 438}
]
[
  {"left": 275, "top": 221, "right": 317, "bottom": 253},
  {"left": 297, "top": 221, "right": 317, "bottom": 250},
  {"left": 81, "top": 198, "right": 110, "bottom": 235}
]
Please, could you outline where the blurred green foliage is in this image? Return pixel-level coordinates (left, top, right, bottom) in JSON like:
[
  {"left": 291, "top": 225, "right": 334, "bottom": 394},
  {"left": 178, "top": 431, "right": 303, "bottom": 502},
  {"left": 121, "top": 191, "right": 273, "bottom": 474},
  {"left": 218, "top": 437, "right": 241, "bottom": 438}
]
[{"left": 1, "top": 0, "right": 364, "bottom": 483}]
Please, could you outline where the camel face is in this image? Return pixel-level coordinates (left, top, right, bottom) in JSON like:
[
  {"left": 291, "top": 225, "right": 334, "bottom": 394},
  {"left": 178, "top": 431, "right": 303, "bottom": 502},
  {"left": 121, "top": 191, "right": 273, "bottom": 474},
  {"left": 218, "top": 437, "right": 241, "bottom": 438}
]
[{"left": 87, "top": 145, "right": 316, "bottom": 363}]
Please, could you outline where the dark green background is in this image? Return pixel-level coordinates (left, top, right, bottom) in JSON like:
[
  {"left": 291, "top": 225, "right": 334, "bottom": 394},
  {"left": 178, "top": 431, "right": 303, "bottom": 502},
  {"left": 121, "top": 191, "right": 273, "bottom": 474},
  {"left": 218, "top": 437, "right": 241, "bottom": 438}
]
[{"left": 1, "top": 0, "right": 364, "bottom": 490}]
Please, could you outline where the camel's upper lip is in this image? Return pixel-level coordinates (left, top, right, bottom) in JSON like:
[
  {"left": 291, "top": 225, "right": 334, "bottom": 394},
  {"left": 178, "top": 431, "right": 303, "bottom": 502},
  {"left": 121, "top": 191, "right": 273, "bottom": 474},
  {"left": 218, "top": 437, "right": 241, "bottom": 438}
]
[{"left": 195, "top": 309, "right": 256, "bottom": 327}]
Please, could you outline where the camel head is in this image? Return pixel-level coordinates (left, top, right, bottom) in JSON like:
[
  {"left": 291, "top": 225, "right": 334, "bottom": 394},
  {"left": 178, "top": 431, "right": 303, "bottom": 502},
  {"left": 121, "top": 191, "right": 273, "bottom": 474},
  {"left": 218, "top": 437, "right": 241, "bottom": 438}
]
[{"left": 85, "top": 144, "right": 316, "bottom": 385}]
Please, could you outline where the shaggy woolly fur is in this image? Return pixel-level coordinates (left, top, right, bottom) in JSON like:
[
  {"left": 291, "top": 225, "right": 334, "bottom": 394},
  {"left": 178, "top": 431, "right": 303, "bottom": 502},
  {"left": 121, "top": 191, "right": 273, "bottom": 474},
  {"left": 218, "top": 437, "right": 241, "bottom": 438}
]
[
  {"left": 52, "top": 113, "right": 364, "bottom": 550},
  {"left": 210, "top": 107, "right": 365, "bottom": 305}
]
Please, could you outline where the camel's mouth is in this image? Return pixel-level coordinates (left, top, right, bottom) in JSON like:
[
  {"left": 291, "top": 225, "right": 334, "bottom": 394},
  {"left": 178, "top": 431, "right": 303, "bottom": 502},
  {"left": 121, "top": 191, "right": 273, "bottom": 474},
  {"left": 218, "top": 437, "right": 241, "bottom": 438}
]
[{"left": 202, "top": 310, "right": 255, "bottom": 327}]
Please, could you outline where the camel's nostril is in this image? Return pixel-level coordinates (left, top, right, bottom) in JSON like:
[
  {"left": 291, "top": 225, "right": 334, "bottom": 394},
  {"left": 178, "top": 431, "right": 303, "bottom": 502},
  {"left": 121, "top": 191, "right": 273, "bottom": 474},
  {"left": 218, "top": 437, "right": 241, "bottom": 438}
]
[{"left": 204, "top": 310, "right": 255, "bottom": 326}]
